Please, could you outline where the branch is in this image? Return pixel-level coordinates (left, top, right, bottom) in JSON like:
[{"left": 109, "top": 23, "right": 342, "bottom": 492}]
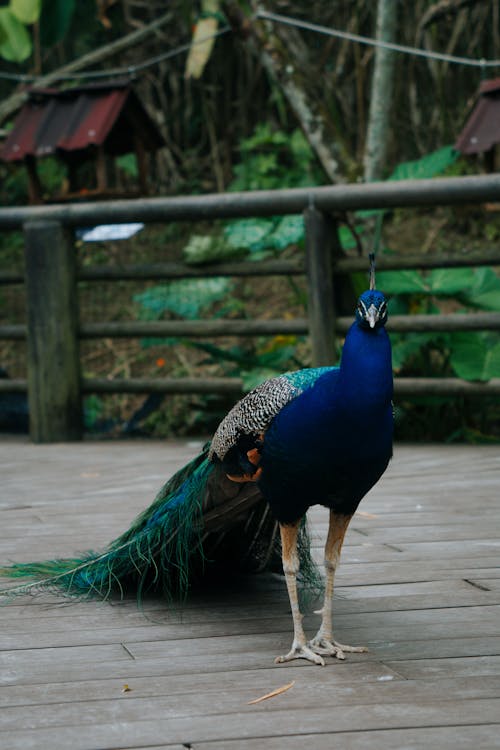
[
  {"left": 248, "top": 3, "right": 346, "bottom": 184},
  {"left": 0, "top": 11, "right": 174, "bottom": 125},
  {"left": 418, "top": 0, "right": 485, "bottom": 34}
]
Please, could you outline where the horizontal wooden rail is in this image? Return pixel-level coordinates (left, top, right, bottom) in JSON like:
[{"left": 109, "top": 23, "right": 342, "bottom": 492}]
[
  {"left": 80, "top": 313, "right": 500, "bottom": 337},
  {"left": 394, "top": 378, "right": 500, "bottom": 396},
  {"left": 2, "top": 176, "right": 500, "bottom": 440},
  {"left": 2, "top": 312, "right": 500, "bottom": 342},
  {"left": 0, "top": 325, "right": 25, "bottom": 339},
  {"left": 3, "top": 248, "right": 499, "bottom": 287},
  {"left": 1, "top": 174, "right": 500, "bottom": 229},
  {"left": 1, "top": 377, "right": 499, "bottom": 397},
  {"left": 83, "top": 377, "right": 244, "bottom": 395},
  {"left": 79, "top": 259, "right": 304, "bottom": 281},
  {"left": 79, "top": 319, "right": 309, "bottom": 338}
]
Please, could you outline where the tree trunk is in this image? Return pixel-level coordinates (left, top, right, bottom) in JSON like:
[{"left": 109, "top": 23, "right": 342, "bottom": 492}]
[{"left": 363, "top": 0, "right": 398, "bottom": 181}]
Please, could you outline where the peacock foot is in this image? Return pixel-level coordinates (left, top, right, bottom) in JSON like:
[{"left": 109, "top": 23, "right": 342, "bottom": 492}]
[
  {"left": 309, "top": 635, "right": 368, "bottom": 660},
  {"left": 275, "top": 640, "right": 325, "bottom": 666}
]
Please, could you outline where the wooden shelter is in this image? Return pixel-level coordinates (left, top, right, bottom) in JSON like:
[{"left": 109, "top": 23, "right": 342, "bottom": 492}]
[
  {"left": 455, "top": 78, "right": 500, "bottom": 171},
  {"left": 0, "top": 80, "right": 164, "bottom": 203}
]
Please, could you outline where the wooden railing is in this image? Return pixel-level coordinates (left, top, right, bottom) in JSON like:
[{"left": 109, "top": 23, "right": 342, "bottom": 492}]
[{"left": 1, "top": 173, "right": 500, "bottom": 441}]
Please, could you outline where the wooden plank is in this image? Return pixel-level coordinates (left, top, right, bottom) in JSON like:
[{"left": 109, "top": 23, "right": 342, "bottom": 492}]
[
  {"left": 386, "top": 655, "right": 500, "bottom": 680},
  {"left": 193, "top": 725, "right": 500, "bottom": 750},
  {"left": 1, "top": 675, "right": 500, "bottom": 732},
  {"left": 0, "top": 440, "right": 499, "bottom": 750},
  {"left": 1, "top": 673, "right": 498, "bottom": 713},
  {"left": 2, "top": 698, "right": 500, "bottom": 749},
  {"left": 1, "top": 605, "right": 499, "bottom": 650},
  {"left": 0, "top": 664, "right": 403, "bottom": 710}
]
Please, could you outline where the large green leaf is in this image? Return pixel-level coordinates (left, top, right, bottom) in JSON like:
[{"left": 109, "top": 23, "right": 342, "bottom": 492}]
[
  {"left": 40, "top": 0, "right": 75, "bottom": 46},
  {"left": 0, "top": 8, "right": 31, "bottom": 62},
  {"left": 357, "top": 145, "right": 459, "bottom": 218},
  {"left": 266, "top": 215, "right": 304, "bottom": 251},
  {"left": 388, "top": 145, "right": 459, "bottom": 182},
  {"left": 134, "top": 278, "right": 233, "bottom": 320},
  {"left": 10, "top": 0, "right": 41, "bottom": 25},
  {"left": 390, "top": 332, "right": 437, "bottom": 372},
  {"left": 377, "top": 269, "right": 428, "bottom": 294},
  {"left": 449, "top": 333, "right": 500, "bottom": 381},
  {"left": 461, "top": 267, "right": 500, "bottom": 311},
  {"left": 224, "top": 218, "right": 274, "bottom": 251},
  {"left": 223, "top": 215, "right": 304, "bottom": 255},
  {"left": 425, "top": 268, "right": 476, "bottom": 296},
  {"left": 378, "top": 266, "right": 500, "bottom": 311},
  {"left": 182, "top": 234, "right": 245, "bottom": 265}
]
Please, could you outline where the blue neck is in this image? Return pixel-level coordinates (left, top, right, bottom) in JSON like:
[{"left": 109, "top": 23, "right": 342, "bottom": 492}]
[{"left": 337, "top": 322, "right": 393, "bottom": 406}]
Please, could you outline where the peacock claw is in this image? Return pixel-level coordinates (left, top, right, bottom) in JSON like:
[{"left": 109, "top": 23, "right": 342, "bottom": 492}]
[
  {"left": 309, "top": 636, "right": 368, "bottom": 659},
  {"left": 275, "top": 642, "right": 325, "bottom": 666}
]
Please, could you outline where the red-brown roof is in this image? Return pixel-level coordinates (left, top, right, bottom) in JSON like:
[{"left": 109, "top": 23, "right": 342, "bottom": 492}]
[
  {"left": 455, "top": 77, "right": 500, "bottom": 155},
  {"left": 0, "top": 80, "right": 164, "bottom": 162}
]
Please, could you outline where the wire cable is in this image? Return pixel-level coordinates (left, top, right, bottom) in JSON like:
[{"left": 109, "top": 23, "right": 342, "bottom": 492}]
[
  {"left": 1, "top": 8, "right": 498, "bottom": 86},
  {"left": 0, "top": 25, "right": 231, "bottom": 83},
  {"left": 257, "top": 9, "right": 500, "bottom": 69}
]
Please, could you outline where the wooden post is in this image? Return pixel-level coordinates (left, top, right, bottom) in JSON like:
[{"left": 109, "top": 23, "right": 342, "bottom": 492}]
[
  {"left": 25, "top": 156, "right": 43, "bottom": 205},
  {"left": 23, "top": 220, "right": 82, "bottom": 442},
  {"left": 303, "top": 206, "right": 337, "bottom": 366}
]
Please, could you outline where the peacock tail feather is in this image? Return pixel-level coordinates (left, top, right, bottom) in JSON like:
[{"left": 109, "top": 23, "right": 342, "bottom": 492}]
[
  {"left": 0, "top": 445, "right": 214, "bottom": 602},
  {"left": 0, "top": 443, "right": 322, "bottom": 604}
]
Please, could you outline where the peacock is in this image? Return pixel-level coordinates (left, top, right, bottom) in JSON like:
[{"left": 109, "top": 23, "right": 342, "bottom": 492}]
[{"left": 0, "top": 262, "right": 393, "bottom": 667}]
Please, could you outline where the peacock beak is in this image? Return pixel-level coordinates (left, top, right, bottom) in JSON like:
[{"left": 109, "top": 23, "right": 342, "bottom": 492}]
[{"left": 366, "top": 304, "right": 378, "bottom": 329}]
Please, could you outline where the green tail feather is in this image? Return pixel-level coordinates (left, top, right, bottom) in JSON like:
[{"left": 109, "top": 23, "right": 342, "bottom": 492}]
[
  {"left": 0, "top": 445, "right": 214, "bottom": 601},
  {"left": 0, "top": 442, "right": 323, "bottom": 604}
]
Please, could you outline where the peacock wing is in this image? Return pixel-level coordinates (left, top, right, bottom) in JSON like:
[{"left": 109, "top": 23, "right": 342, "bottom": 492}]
[{"left": 209, "top": 367, "right": 337, "bottom": 479}]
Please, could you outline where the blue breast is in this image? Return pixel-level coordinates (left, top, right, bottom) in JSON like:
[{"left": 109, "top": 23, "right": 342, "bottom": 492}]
[{"left": 258, "top": 323, "right": 393, "bottom": 523}]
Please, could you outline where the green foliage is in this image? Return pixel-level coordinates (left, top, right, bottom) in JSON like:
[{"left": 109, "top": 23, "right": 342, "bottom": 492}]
[
  {"left": 37, "top": 157, "right": 67, "bottom": 197},
  {"left": 0, "top": 6, "right": 31, "bottom": 62},
  {"left": 229, "top": 124, "right": 323, "bottom": 192},
  {"left": 116, "top": 153, "right": 138, "bottom": 179},
  {"left": 10, "top": 0, "right": 40, "bottom": 25},
  {"left": 183, "top": 124, "right": 320, "bottom": 265},
  {"left": 40, "top": 0, "right": 75, "bottom": 47},
  {"left": 344, "top": 145, "right": 460, "bottom": 244},
  {"left": 134, "top": 277, "right": 233, "bottom": 320},
  {"left": 0, "top": 164, "right": 29, "bottom": 206},
  {"left": 449, "top": 333, "right": 500, "bottom": 381},
  {"left": 0, "top": 0, "right": 100, "bottom": 64},
  {"left": 383, "top": 265, "right": 500, "bottom": 402},
  {"left": 0, "top": 156, "right": 66, "bottom": 206},
  {"left": 83, "top": 394, "right": 104, "bottom": 430},
  {"left": 183, "top": 234, "right": 245, "bottom": 264},
  {"left": 388, "top": 145, "right": 459, "bottom": 182},
  {"left": 378, "top": 267, "right": 500, "bottom": 311},
  {"left": 187, "top": 334, "right": 304, "bottom": 394},
  {"left": 223, "top": 215, "right": 304, "bottom": 257}
]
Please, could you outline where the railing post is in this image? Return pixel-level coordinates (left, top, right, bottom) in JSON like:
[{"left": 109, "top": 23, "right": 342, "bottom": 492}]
[
  {"left": 23, "top": 220, "right": 82, "bottom": 442},
  {"left": 303, "top": 206, "right": 337, "bottom": 366}
]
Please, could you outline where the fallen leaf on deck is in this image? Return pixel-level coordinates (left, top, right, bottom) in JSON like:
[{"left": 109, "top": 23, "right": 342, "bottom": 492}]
[
  {"left": 248, "top": 680, "right": 295, "bottom": 705},
  {"left": 121, "top": 684, "right": 132, "bottom": 693}
]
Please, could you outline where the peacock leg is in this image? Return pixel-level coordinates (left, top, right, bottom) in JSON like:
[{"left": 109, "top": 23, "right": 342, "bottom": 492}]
[
  {"left": 309, "top": 511, "right": 368, "bottom": 659},
  {"left": 275, "top": 520, "right": 325, "bottom": 666}
]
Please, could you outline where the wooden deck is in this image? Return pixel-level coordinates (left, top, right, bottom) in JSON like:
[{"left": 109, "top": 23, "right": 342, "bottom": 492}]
[{"left": 1, "top": 438, "right": 499, "bottom": 750}]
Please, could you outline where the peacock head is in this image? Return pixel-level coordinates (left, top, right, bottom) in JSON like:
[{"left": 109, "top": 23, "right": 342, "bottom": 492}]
[{"left": 355, "top": 289, "right": 388, "bottom": 330}]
